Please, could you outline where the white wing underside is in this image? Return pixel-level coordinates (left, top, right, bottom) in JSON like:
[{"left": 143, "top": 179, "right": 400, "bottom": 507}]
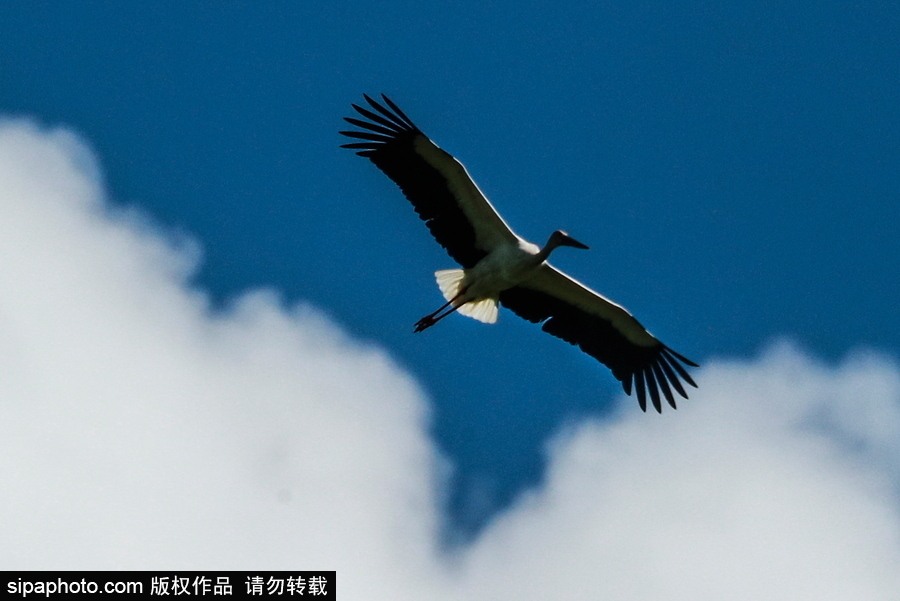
[
  {"left": 521, "top": 264, "right": 659, "bottom": 347},
  {"left": 414, "top": 136, "right": 519, "bottom": 253}
]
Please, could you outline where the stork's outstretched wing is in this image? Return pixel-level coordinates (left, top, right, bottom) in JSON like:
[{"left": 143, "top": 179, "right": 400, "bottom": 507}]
[
  {"left": 341, "top": 94, "right": 518, "bottom": 268},
  {"left": 343, "top": 95, "right": 699, "bottom": 412},
  {"left": 500, "top": 265, "right": 697, "bottom": 412}
]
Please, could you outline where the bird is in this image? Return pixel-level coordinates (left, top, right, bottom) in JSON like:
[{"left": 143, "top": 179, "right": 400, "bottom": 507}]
[{"left": 340, "top": 94, "right": 698, "bottom": 412}]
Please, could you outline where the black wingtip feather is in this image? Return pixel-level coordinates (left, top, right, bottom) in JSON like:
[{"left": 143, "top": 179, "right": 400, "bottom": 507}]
[
  {"left": 657, "top": 354, "right": 688, "bottom": 399},
  {"left": 351, "top": 103, "right": 406, "bottom": 132},
  {"left": 343, "top": 117, "right": 398, "bottom": 136},
  {"left": 381, "top": 94, "right": 418, "bottom": 129},
  {"left": 364, "top": 94, "right": 408, "bottom": 127},
  {"left": 622, "top": 373, "right": 633, "bottom": 396},
  {"left": 644, "top": 366, "right": 662, "bottom": 413},
  {"left": 662, "top": 349, "right": 698, "bottom": 389},
  {"left": 339, "top": 130, "right": 393, "bottom": 142},
  {"left": 664, "top": 345, "right": 699, "bottom": 368},
  {"left": 651, "top": 362, "right": 676, "bottom": 409},
  {"left": 635, "top": 371, "right": 648, "bottom": 412}
]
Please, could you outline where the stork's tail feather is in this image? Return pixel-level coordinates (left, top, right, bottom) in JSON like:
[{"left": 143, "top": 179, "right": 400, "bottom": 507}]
[
  {"left": 434, "top": 269, "right": 498, "bottom": 324},
  {"left": 458, "top": 297, "right": 499, "bottom": 324},
  {"left": 435, "top": 269, "right": 466, "bottom": 302}
]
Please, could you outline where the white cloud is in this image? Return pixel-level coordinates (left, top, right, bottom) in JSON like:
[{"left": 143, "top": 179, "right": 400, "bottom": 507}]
[
  {"left": 458, "top": 344, "right": 900, "bottom": 599},
  {"left": 0, "top": 120, "right": 441, "bottom": 598},
  {"left": 0, "top": 119, "right": 898, "bottom": 599}
]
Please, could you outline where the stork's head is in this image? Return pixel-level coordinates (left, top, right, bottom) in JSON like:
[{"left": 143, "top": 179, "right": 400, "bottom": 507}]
[{"left": 549, "top": 230, "right": 590, "bottom": 250}]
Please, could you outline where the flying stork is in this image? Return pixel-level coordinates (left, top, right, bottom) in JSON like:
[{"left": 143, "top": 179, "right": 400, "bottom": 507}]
[{"left": 340, "top": 94, "right": 698, "bottom": 412}]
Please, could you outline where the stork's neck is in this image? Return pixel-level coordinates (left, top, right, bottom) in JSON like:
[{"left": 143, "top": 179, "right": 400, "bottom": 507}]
[{"left": 535, "top": 234, "right": 563, "bottom": 263}]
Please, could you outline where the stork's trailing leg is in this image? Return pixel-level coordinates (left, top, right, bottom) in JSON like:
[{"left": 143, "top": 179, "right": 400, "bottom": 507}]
[
  {"left": 414, "top": 297, "right": 462, "bottom": 332},
  {"left": 415, "top": 268, "right": 501, "bottom": 331}
]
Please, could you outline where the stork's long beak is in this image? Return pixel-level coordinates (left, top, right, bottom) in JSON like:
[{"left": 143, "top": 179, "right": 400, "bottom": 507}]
[{"left": 560, "top": 233, "right": 590, "bottom": 250}]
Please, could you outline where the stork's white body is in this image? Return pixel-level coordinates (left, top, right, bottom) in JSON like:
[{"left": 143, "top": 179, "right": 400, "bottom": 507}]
[
  {"left": 433, "top": 239, "right": 544, "bottom": 326},
  {"left": 341, "top": 94, "right": 698, "bottom": 412},
  {"left": 460, "top": 239, "right": 541, "bottom": 299}
]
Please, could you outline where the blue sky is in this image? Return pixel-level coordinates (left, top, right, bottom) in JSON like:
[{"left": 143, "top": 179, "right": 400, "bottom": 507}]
[{"left": 2, "top": 0, "right": 898, "bottom": 556}]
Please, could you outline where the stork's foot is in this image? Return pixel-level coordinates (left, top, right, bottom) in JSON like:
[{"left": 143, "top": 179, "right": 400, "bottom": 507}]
[
  {"left": 414, "top": 315, "right": 436, "bottom": 333},
  {"left": 414, "top": 297, "right": 462, "bottom": 333}
]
